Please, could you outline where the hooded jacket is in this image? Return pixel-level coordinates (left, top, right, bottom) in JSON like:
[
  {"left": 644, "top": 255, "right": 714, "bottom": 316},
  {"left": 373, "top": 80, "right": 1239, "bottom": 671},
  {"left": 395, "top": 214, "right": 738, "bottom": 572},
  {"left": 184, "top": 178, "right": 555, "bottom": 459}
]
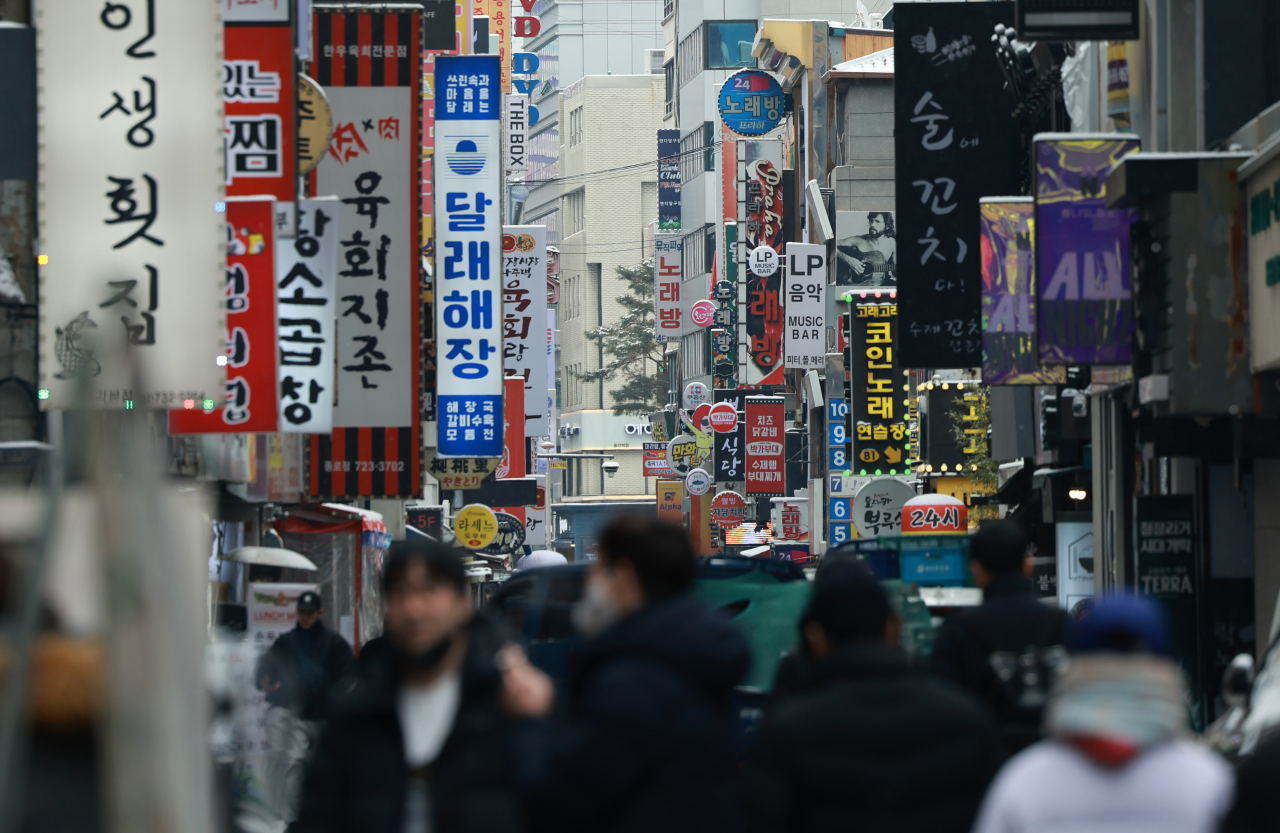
[
  {"left": 516, "top": 592, "right": 750, "bottom": 833},
  {"left": 743, "top": 642, "right": 1004, "bottom": 833},
  {"left": 291, "top": 611, "right": 525, "bottom": 833}
]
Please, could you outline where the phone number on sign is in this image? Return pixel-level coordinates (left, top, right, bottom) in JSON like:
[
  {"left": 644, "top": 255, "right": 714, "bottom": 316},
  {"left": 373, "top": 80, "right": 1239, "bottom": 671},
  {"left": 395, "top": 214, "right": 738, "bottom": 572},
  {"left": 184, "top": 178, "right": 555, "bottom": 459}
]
[{"left": 323, "top": 461, "right": 406, "bottom": 473}]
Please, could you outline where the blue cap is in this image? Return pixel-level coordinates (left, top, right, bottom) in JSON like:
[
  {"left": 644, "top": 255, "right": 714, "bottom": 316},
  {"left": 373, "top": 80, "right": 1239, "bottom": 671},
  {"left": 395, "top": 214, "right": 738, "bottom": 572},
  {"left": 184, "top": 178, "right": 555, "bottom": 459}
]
[{"left": 1070, "top": 595, "right": 1173, "bottom": 657}]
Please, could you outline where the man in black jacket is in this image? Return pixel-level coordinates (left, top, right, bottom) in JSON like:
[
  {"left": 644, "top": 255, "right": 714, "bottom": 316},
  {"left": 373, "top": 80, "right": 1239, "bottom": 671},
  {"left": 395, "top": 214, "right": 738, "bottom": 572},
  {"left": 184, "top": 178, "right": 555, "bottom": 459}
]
[
  {"left": 504, "top": 516, "right": 750, "bottom": 833},
  {"left": 293, "top": 540, "right": 532, "bottom": 833},
  {"left": 930, "top": 520, "right": 1070, "bottom": 753},
  {"left": 743, "top": 565, "right": 1003, "bottom": 833},
  {"left": 258, "top": 591, "right": 356, "bottom": 721}
]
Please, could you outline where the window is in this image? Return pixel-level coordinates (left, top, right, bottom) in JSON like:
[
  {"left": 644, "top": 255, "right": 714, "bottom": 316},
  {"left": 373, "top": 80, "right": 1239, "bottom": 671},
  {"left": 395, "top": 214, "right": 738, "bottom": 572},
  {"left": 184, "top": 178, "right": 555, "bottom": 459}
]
[
  {"left": 569, "top": 106, "right": 584, "bottom": 147},
  {"left": 526, "top": 208, "right": 558, "bottom": 244},
  {"left": 663, "top": 0, "right": 674, "bottom": 21},
  {"left": 681, "top": 223, "right": 714, "bottom": 280},
  {"left": 679, "top": 122, "right": 713, "bottom": 184},
  {"left": 706, "top": 21, "right": 757, "bottom": 69},
  {"left": 528, "top": 125, "right": 560, "bottom": 182},
  {"left": 682, "top": 330, "right": 709, "bottom": 377},
  {"left": 664, "top": 60, "right": 675, "bottom": 116},
  {"left": 563, "top": 189, "right": 585, "bottom": 236},
  {"left": 676, "top": 26, "right": 704, "bottom": 89}
]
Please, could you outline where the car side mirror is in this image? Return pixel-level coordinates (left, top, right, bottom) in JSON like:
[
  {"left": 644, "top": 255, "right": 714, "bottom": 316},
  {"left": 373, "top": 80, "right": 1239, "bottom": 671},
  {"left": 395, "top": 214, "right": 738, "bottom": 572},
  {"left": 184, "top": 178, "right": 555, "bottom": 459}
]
[{"left": 1223, "top": 652, "right": 1255, "bottom": 708}]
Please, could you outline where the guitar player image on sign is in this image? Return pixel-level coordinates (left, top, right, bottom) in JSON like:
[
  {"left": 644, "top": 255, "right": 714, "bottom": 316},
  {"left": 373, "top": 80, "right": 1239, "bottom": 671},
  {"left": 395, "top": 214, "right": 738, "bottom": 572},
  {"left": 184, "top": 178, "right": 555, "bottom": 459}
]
[{"left": 835, "top": 210, "right": 897, "bottom": 287}]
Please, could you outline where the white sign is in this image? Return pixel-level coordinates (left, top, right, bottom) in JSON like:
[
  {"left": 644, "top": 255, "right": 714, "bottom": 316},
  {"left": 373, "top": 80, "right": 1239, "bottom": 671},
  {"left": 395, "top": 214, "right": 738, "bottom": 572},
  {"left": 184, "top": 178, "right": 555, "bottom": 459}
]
[
  {"left": 505, "top": 94, "right": 529, "bottom": 173},
  {"left": 247, "top": 582, "right": 321, "bottom": 650},
  {"left": 685, "top": 467, "right": 712, "bottom": 495},
  {"left": 503, "top": 226, "right": 548, "bottom": 436},
  {"left": 852, "top": 477, "right": 915, "bottom": 539},
  {"left": 749, "top": 244, "right": 779, "bottom": 277},
  {"left": 317, "top": 86, "right": 415, "bottom": 428},
  {"left": 276, "top": 198, "right": 339, "bottom": 433},
  {"left": 655, "top": 234, "right": 683, "bottom": 341},
  {"left": 682, "top": 381, "right": 710, "bottom": 409},
  {"left": 435, "top": 56, "right": 504, "bottom": 457},
  {"left": 784, "top": 243, "right": 827, "bottom": 369},
  {"left": 37, "top": 0, "right": 226, "bottom": 409},
  {"left": 1056, "top": 522, "right": 1095, "bottom": 612}
]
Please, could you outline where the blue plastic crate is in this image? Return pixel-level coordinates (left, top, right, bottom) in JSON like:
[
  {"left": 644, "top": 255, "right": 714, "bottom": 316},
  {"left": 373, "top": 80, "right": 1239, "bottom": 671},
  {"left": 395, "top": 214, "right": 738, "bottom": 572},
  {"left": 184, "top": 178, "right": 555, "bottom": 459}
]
[{"left": 900, "top": 549, "right": 967, "bottom": 586}]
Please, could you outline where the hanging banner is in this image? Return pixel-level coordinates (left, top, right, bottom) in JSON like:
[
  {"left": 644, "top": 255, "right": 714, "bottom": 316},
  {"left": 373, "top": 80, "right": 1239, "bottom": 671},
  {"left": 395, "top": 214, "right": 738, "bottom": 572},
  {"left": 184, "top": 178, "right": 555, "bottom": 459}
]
[
  {"left": 743, "top": 154, "right": 785, "bottom": 386},
  {"left": 1134, "top": 495, "right": 1200, "bottom": 721},
  {"left": 656, "top": 480, "right": 684, "bottom": 525},
  {"left": 170, "top": 197, "right": 279, "bottom": 433},
  {"left": 276, "top": 198, "right": 339, "bottom": 432},
  {"left": 744, "top": 396, "right": 785, "bottom": 496},
  {"left": 848, "top": 302, "right": 910, "bottom": 476},
  {"left": 504, "top": 94, "right": 528, "bottom": 173},
  {"left": 435, "top": 54, "right": 504, "bottom": 457},
  {"left": 37, "top": 0, "right": 226, "bottom": 410},
  {"left": 655, "top": 234, "right": 683, "bottom": 340},
  {"left": 476, "top": 0, "right": 511, "bottom": 92},
  {"left": 309, "top": 7, "right": 422, "bottom": 498},
  {"left": 894, "top": 1, "right": 1021, "bottom": 368},
  {"left": 981, "top": 198, "right": 1064, "bottom": 385},
  {"left": 497, "top": 376, "right": 526, "bottom": 479},
  {"left": 657, "top": 128, "right": 681, "bottom": 231},
  {"left": 224, "top": 24, "right": 296, "bottom": 237},
  {"left": 1035, "top": 134, "right": 1140, "bottom": 365},
  {"left": 783, "top": 243, "right": 826, "bottom": 369},
  {"left": 502, "top": 225, "right": 548, "bottom": 436}
]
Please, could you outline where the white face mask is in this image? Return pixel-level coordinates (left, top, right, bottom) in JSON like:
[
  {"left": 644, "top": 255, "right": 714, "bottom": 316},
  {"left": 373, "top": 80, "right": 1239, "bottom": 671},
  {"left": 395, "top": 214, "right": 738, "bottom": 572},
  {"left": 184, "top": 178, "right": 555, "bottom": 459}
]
[{"left": 572, "top": 573, "right": 624, "bottom": 637}]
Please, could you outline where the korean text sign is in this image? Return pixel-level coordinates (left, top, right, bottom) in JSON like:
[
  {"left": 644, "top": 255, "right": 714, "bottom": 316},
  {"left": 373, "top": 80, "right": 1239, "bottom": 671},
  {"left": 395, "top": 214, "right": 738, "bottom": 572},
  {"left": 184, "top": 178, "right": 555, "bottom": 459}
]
[
  {"left": 783, "top": 243, "right": 826, "bottom": 369},
  {"left": 502, "top": 226, "right": 548, "bottom": 436},
  {"left": 276, "top": 199, "right": 339, "bottom": 432},
  {"left": 435, "top": 55, "right": 504, "bottom": 457},
  {"left": 657, "top": 129, "right": 681, "bottom": 230},
  {"left": 893, "top": 2, "right": 1021, "bottom": 368},
  {"left": 718, "top": 70, "right": 784, "bottom": 137},
  {"left": 745, "top": 396, "right": 785, "bottom": 496},
  {"left": 848, "top": 302, "right": 910, "bottom": 475},
  {"left": 37, "top": 0, "right": 225, "bottom": 409},
  {"left": 656, "top": 480, "right": 684, "bottom": 525},
  {"left": 224, "top": 24, "right": 296, "bottom": 236},
  {"left": 713, "top": 389, "right": 746, "bottom": 483},
  {"left": 1035, "top": 135, "right": 1140, "bottom": 365},
  {"left": 655, "top": 234, "right": 683, "bottom": 341},
  {"left": 170, "top": 197, "right": 278, "bottom": 433}
]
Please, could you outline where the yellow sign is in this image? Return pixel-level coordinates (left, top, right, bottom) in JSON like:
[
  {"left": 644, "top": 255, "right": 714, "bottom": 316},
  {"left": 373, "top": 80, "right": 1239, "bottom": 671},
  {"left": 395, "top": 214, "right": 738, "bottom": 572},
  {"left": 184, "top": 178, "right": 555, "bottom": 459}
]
[
  {"left": 656, "top": 481, "right": 684, "bottom": 524},
  {"left": 455, "top": 504, "right": 498, "bottom": 550},
  {"left": 297, "top": 74, "right": 334, "bottom": 175},
  {"left": 549, "top": 459, "right": 567, "bottom": 470}
]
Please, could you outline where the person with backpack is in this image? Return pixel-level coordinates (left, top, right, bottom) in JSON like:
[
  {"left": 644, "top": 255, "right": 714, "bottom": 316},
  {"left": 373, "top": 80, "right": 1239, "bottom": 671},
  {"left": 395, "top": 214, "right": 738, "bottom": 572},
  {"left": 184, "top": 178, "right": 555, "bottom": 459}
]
[{"left": 930, "top": 520, "right": 1070, "bottom": 753}]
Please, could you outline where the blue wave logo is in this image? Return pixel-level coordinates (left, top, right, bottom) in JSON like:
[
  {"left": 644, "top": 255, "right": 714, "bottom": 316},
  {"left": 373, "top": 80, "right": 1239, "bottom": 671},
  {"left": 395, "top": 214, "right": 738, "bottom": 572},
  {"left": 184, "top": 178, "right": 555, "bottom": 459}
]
[{"left": 446, "top": 137, "right": 488, "bottom": 175}]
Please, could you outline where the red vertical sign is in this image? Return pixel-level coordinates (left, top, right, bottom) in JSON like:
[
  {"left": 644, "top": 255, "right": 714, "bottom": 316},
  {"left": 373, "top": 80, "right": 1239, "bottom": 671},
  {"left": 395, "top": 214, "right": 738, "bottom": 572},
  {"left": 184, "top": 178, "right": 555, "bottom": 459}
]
[
  {"left": 744, "top": 395, "right": 785, "bottom": 496},
  {"left": 170, "top": 197, "right": 279, "bottom": 434},
  {"left": 224, "top": 25, "right": 296, "bottom": 227},
  {"left": 497, "top": 376, "right": 526, "bottom": 479}
]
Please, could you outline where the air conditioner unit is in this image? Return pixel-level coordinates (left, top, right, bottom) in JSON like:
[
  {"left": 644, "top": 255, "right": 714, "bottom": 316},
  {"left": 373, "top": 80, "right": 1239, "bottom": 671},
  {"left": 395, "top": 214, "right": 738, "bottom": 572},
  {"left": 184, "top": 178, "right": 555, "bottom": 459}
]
[{"left": 646, "top": 49, "right": 665, "bottom": 75}]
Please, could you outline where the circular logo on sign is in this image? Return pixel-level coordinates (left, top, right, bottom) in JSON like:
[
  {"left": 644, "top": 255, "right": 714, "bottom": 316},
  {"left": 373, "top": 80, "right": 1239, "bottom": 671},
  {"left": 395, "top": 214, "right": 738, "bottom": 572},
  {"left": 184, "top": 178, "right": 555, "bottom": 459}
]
[
  {"left": 717, "top": 69, "right": 785, "bottom": 137},
  {"left": 749, "top": 245, "right": 779, "bottom": 277},
  {"left": 685, "top": 468, "right": 712, "bottom": 496},
  {"left": 667, "top": 433, "right": 705, "bottom": 475},
  {"left": 690, "top": 299, "right": 717, "bottom": 328},
  {"left": 502, "top": 233, "right": 536, "bottom": 253},
  {"left": 709, "top": 490, "right": 749, "bottom": 529},
  {"left": 852, "top": 477, "right": 917, "bottom": 540},
  {"left": 479, "top": 512, "right": 527, "bottom": 555},
  {"left": 682, "top": 382, "right": 710, "bottom": 409},
  {"left": 713, "top": 280, "right": 736, "bottom": 300},
  {"left": 454, "top": 504, "right": 498, "bottom": 550},
  {"left": 692, "top": 403, "right": 712, "bottom": 433},
  {"left": 708, "top": 402, "right": 739, "bottom": 433}
]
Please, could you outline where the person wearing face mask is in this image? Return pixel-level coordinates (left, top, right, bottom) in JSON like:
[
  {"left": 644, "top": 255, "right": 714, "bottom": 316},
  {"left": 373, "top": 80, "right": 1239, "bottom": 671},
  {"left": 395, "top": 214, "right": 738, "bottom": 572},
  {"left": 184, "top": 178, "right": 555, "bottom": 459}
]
[
  {"left": 503, "top": 515, "right": 750, "bottom": 833},
  {"left": 292, "top": 539, "right": 544, "bottom": 833}
]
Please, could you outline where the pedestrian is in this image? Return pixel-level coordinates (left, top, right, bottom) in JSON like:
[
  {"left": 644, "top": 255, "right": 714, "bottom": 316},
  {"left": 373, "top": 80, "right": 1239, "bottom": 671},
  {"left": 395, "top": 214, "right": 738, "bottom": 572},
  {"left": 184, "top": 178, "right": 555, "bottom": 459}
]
[
  {"left": 503, "top": 515, "right": 750, "bottom": 833},
  {"left": 930, "top": 520, "right": 1070, "bottom": 752},
  {"left": 742, "top": 563, "right": 1004, "bottom": 833},
  {"left": 256, "top": 590, "right": 355, "bottom": 822},
  {"left": 292, "top": 539, "right": 535, "bottom": 833},
  {"left": 972, "top": 595, "right": 1234, "bottom": 833}
]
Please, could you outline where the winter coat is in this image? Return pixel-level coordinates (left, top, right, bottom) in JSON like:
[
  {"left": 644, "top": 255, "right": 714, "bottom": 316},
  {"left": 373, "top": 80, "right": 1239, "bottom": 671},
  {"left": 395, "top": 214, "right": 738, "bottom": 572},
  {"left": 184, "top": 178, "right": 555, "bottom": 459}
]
[
  {"left": 972, "top": 739, "right": 1233, "bottom": 833},
  {"left": 291, "top": 612, "right": 525, "bottom": 833},
  {"left": 930, "top": 574, "right": 1070, "bottom": 752},
  {"left": 516, "top": 592, "right": 750, "bottom": 833},
  {"left": 1221, "top": 731, "right": 1280, "bottom": 833},
  {"left": 742, "top": 642, "right": 1004, "bottom": 833},
  {"left": 257, "top": 621, "right": 356, "bottom": 720}
]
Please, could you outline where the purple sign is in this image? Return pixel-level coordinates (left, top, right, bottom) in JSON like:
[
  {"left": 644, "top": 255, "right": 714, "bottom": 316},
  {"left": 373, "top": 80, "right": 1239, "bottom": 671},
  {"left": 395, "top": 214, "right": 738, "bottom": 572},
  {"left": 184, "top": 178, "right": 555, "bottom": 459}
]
[
  {"left": 1035, "top": 135, "right": 1140, "bottom": 364},
  {"left": 658, "top": 128, "right": 681, "bottom": 231},
  {"left": 981, "top": 199, "right": 1066, "bottom": 385}
]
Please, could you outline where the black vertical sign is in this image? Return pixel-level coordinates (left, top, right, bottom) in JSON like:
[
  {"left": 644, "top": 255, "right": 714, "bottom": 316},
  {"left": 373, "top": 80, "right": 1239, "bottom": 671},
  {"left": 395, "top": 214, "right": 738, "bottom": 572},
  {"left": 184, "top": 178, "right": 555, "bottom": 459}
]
[
  {"left": 713, "top": 388, "right": 746, "bottom": 482},
  {"left": 894, "top": 2, "right": 1021, "bottom": 368}
]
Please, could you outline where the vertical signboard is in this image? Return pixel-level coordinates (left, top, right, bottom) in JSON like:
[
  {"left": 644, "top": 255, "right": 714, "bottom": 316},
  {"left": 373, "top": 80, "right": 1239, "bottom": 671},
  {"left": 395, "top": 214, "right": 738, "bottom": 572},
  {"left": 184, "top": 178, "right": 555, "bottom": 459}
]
[
  {"left": 1135, "top": 495, "right": 1201, "bottom": 722},
  {"left": 1035, "top": 134, "right": 1140, "bottom": 365},
  {"left": 894, "top": 1, "right": 1021, "bottom": 368},
  {"left": 224, "top": 24, "right": 296, "bottom": 237},
  {"left": 170, "top": 197, "right": 279, "bottom": 433},
  {"left": 783, "top": 243, "right": 826, "bottom": 369},
  {"left": 310, "top": 8, "right": 422, "bottom": 498},
  {"left": 712, "top": 389, "right": 746, "bottom": 483},
  {"left": 496, "top": 376, "right": 526, "bottom": 479},
  {"left": 656, "top": 480, "right": 684, "bottom": 525},
  {"left": 744, "top": 396, "right": 785, "bottom": 496},
  {"left": 848, "top": 302, "right": 909, "bottom": 476},
  {"left": 743, "top": 154, "right": 785, "bottom": 386},
  {"left": 502, "top": 226, "right": 548, "bottom": 436},
  {"left": 655, "top": 234, "right": 683, "bottom": 341},
  {"left": 36, "top": 0, "right": 226, "bottom": 409},
  {"left": 504, "top": 94, "right": 528, "bottom": 173},
  {"left": 657, "top": 128, "right": 681, "bottom": 231},
  {"left": 434, "top": 54, "right": 504, "bottom": 457},
  {"left": 277, "top": 198, "right": 339, "bottom": 433},
  {"left": 981, "top": 199, "right": 1066, "bottom": 385}
]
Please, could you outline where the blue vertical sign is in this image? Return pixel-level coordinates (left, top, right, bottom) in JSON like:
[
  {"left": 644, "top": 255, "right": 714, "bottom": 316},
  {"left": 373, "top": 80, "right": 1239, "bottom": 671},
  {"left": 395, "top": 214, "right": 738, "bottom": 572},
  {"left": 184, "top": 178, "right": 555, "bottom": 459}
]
[
  {"left": 435, "top": 56, "right": 504, "bottom": 457},
  {"left": 827, "top": 397, "right": 849, "bottom": 470}
]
